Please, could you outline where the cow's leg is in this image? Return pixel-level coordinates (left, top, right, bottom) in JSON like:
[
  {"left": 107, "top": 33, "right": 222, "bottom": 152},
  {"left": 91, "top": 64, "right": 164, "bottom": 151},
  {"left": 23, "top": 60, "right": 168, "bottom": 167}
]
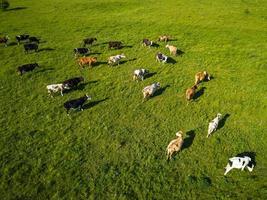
[{"left": 60, "top": 90, "right": 64, "bottom": 96}]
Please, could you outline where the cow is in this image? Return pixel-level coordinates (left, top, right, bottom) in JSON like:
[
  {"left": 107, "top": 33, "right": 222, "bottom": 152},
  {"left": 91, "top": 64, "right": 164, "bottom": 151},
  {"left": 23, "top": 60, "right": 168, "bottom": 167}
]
[
  {"left": 207, "top": 113, "right": 222, "bottom": 137},
  {"left": 24, "top": 43, "right": 38, "bottom": 53},
  {"left": 17, "top": 63, "right": 39, "bottom": 75},
  {"left": 108, "top": 54, "right": 126, "bottom": 66},
  {"left": 186, "top": 84, "right": 198, "bottom": 101},
  {"left": 158, "top": 35, "right": 171, "bottom": 42},
  {"left": 78, "top": 57, "right": 97, "bottom": 68},
  {"left": 156, "top": 52, "right": 168, "bottom": 63},
  {"left": 133, "top": 69, "right": 149, "bottom": 81},
  {"left": 166, "top": 44, "right": 177, "bottom": 56},
  {"left": 64, "top": 94, "right": 91, "bottom": 114},
  {"left": 142, "top": 82, "right": 160, "bottom": 100},
  {"left": 0, "top": 36, "right": 9, "bottom": 47},
  {"left": 74, "top": 48, "right": 89, "bottom": 57},
  {"left": 16, "top": 34, "right": 29, "bottom": 45},
  {"left": 195, "top": 71, "right": 211, "bottom": 85},
  {"left": 142, "top": 39, "right": 153, "bottom": 47},
  {"left": 108, "top": 41, "right": 122, "bottom": 49},
  {"left": 166, "top": 131, "right": 184, "bottom": 160},
  {"left": 83, "top": 37, "right": 97, "bottom": 46},
  {"left": 28, "top": 36, "right": 40, "bottom": 44},
  {"left": 62, "top": 77, "right": 84, "bottom": 89},
  {"left": 46, "top": 83, "right": 70, "bottom": 97},
  {"left": 224, "top": 156, "right": 254, "bottom": 176}
]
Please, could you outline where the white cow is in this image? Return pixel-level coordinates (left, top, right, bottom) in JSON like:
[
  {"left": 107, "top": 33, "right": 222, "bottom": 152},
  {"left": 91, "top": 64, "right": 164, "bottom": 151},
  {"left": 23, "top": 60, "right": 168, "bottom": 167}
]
[
  {"left": 108, "top": 53, "right": 126, "bottom": 65},
  {"left": 224, "top": 156, "right": 254, "bottom": 175},
  {"left": 46, "top": 83, "right": 70, "bottom": 97},
  {"left": 207, "top": 113, "right": 222, "bottom": 137},
  {"left": 133, "top": 69, "right": 149, "bottom": 81},
  {"left": 142, "top": 82, "right": 160, "bottom": 99}
]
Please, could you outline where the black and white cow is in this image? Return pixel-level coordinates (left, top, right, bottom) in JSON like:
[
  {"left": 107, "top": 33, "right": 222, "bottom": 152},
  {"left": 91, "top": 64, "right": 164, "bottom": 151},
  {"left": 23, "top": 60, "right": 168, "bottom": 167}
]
[
  {"left": 83, "top": 37, "right": 97, "bottom": 46},
  {"left": 133, "top": 69, "right": 149, "bottom": 81},
  {"left": 142, "top": 39, "right": 153, "bottom": 47},
  {"left": 156, "top": 52, "right": 168, "bottom": 63},
  {"left": 224, "top": 156, "right": 254, "bottom": 175},
  {"left": 62, "top": 77, "right": 84, "bottom": 89},
  {"left": 24, "top": 43, "right": 38, "bottom": 53},
  {"left": 64, "top": 94, "right": 91, "bottom": 114},
  {"left": 74, "top": 48, "right": 89, "bottom": 57},
  {"left": 17, "top": 63, "right": 39, "bottom": 75},
  {"left": 16, "top": 34, "right": 29, "bottom": 45},
  {"left": 108, "top": 41, "right": 122, "bottom": 49},
  {"left": 0, "top": 36, "right": 9, "bottom": 47}
]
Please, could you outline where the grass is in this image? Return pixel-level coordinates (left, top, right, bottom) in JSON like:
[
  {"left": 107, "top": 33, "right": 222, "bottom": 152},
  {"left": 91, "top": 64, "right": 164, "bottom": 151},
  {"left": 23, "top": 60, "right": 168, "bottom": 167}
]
[{"left": 0, "top": 0, "right": 267, "bottom": 199}]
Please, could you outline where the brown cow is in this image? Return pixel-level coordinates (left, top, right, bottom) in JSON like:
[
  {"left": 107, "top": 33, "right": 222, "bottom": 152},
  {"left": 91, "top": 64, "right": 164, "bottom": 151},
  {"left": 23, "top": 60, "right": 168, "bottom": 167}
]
[
  {"left": 186, "top": 84, "right": 198, "bottom": 101},
  {"left": 78, "top": 57, "right": 97, "bottom": 68}
]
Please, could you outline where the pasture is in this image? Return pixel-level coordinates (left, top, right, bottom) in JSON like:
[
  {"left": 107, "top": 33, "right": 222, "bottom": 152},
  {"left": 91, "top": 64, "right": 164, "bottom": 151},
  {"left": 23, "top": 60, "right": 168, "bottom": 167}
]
[{"left": 0, "top": 0, "right": 267, "bottom": 199}]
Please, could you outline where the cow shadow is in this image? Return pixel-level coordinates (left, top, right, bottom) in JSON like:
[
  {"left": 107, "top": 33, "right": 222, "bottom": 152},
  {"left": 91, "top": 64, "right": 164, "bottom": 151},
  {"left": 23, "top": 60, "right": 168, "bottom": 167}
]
[
  {"left": 83, "top": 98, "right": 109, "bottom": 110},
  {"left": 167, "top": 57, "right": 177, "bottom": 64},
  {"left": 217, "top": 114, "right": 230, "bottom": 130},
  {"left": 38, "top": 47, "right": 55, "bottom": 52},
  {"left": 94, "top": 61, "right": 108, "bottom": 66},
  {"left": 154, "top": 85, "right": 170, "bottom": 97},
  {"left": 5, "top": 7, "right": 27, "bottom": 11},
  {"left": 119, "top": 58, "right": 137, "bottom": 65},
  {"left": 236, "top": 152, "right": 256, "bottom": 167},
  {"left": 193, "top": 87, "right": 206, "bottom": 100},
  {"left": 122, "top": 45, "right": 133, "bottom": 49},
  {"left": 7, "top": 42, "right": 18, "bottom": 46},
  {"left": 145, "top": 72, "right": 157, "bottom": 79},
  {"left": 182, "top": 130, "right": 196, "bottom": 150},
  {"left": 90, "top": 52, "right": 102, "bottom": 55},
  {"left": 151, "top": 43, "right": 160, "bottom": 48},
  {"left": 176, "top": 49, "right": 185, "bottom": 56}
]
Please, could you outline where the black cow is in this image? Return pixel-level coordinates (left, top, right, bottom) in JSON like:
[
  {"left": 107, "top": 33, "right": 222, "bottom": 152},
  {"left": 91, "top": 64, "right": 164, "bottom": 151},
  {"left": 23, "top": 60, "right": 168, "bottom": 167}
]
[
  {"left": 83, "top": 37, "right": 97, "bottom": 46},
  {"left": 16, "top": 34, "right": 29, "bottom": 45},
  {"left": 62, "top": 76, "right": 84, "bottom": 89},
  {"left": 108, "top": 41, "right": 122, "bottom": 49},
  {"left": 64, "top": 94, "right": 91, "bottom": 114},
  {"left": 142, "top": 39, "right": 153, "bottom": 47},
  {"left": 28, "top": 36, "right": 40, "bottom": 44},
  {"left": 17, "top": 63, "right": 39, "bottom": 75},
  {"left": 74, "top": 48, "right": 89, "bottom": 57},
  {"left": 24, "top": 43, "right": 38, "bottom": 53}
]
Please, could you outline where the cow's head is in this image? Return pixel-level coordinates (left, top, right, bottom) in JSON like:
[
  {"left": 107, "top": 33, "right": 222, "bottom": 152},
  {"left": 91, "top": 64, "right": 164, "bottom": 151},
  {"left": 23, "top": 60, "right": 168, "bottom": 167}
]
[
  {"left": 176, "top": 131, "right": 183, "bottom": 138},
  {"left": 85, "top": 94, "right": 92, "bottom": 100},
  {"left": 217, "top": 113, "right": 222, "bottom": 120}
]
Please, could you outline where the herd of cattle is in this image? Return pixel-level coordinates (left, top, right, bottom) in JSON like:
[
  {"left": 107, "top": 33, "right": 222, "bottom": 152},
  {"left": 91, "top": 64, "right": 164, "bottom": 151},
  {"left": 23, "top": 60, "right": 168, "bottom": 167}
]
[{"left": 0, "top": 33, "right": 255, "bottom": 176}]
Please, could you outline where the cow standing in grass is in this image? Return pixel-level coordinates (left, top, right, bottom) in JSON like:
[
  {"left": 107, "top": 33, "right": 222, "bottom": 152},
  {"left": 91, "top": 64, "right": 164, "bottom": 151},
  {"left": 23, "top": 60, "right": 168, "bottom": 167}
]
[
  {"left": 64, "top": 94, "right": 91, "bottom": 115},
  {"left": 0, "top": 36, "right": 9, "bottom": 47}
]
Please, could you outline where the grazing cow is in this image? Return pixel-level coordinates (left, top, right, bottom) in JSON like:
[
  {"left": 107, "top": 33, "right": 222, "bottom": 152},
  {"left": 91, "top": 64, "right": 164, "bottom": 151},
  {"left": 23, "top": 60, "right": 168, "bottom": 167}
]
[
  {"left": 64, "top": 94, "right": 91, "bottom": 114},
  {"left": 62, "top": 77, "right": 84, "bottom": 89},
  {"left": 195, "top": 71, "right": 211, "bottom": 85},
  {"left": 83, "top": 37, "right": 97, "bottom": 46},
  {"left": 158, "top": 35, "right": 171, "bottom": 42},
  {"left": 166, "top": 131, "right": 184, "bottom": 160},
  {"left": 46, "top": 83, "right": 70, "bottom": 97},
  {"left": 156, "top": 52, "right": 168, "bottom": 63},
  {"left": 207, "top": 113, "right": 222, "bottom": 137},
  {"left": 24, "top": 43, "right": 38, "bottom": 53},
  {"left": 17, "top": 63, "right": 39, "bottom": 75},
  {"left": 108, "top": 54, "right": 126, "bottom": 66},
  {"left": 28, "top": 36, "right": 40, "bottom": 44},
  {"left": 16, "top": 34, "right": 29, "bottom": 45},
  {"left": 108, "top": 41, "right": 122, "bottom": 49},
  {"left": 166, "top": 44, "right": 177, "bottom": 56},
  {"left": 142, "top": 82, "right": 160, "bottom": 100},
  {"left": 186, "top": 84, "right": 198, "bottom": 101},
  {"left": 78, "top": 57, "right": 97, "bottom": 68},
  {"left": 142, "top": 39, "right": 153, "bottom": 47},
  {"left": 133, "top": 69, "right": 149, "bottom": 81},
  {"left": 0, "top": 36, "right": 9, "bottom": 47},
  {"left": 74, "top": 48, "right": 89, "bottom": 57},
  {"left": 224, "top": 156, "right": 254, "bottom": 176}
]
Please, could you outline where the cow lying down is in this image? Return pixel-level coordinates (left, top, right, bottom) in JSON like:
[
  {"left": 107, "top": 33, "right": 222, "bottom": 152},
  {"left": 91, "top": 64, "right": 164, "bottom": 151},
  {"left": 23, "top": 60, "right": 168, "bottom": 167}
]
[{"left": 224, "top": 156, "right": 254, "bottom": 176}]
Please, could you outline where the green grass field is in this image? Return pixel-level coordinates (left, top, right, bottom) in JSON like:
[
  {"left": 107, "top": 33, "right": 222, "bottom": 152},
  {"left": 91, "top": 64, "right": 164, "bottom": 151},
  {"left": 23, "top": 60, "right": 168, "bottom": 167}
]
[{"left": 0, "top": 0, "right": 267, "bottom": 199}]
